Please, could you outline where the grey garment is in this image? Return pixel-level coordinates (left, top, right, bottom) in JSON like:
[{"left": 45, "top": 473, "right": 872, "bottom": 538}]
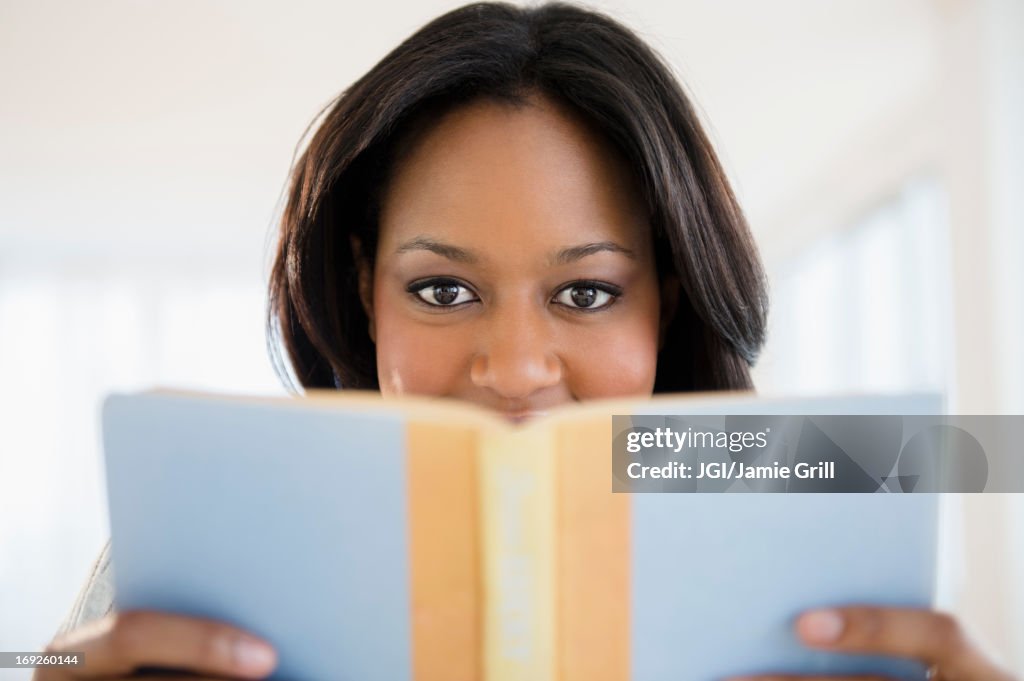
[{"left": 55, "top": 539, "right": 116, "bottom": 637}]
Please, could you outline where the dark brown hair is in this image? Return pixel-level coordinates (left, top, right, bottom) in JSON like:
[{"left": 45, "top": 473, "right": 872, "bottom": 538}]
[{"left": 268, "top": 1, "right": 768, "bottom": 393}]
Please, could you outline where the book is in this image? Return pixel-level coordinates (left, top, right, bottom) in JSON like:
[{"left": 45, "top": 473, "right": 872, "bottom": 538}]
[{"left": 101, "top": 390, "right": 939, "bottom": 681}]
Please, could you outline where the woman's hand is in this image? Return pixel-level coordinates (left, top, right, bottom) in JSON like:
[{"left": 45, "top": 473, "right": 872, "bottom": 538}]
[
  {"left": 33, "top": 610, "right": 277, "bottom": 681},
  {"left": 730, "top": 606, "right": 1018, "bottom": 681}
]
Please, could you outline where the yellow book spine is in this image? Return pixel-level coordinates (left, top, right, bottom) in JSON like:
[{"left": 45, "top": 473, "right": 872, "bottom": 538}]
[
  {"left": 478, "top": 425, "right": 557, "bottom": 681},
  {"left": 554, "top": 418, "right": 630, "bottom": 681},
  {"left": 406, "top": 422, "right": 481, "bottom": 681}
]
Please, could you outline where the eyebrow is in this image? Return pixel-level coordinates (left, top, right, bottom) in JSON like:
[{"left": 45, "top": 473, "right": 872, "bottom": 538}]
[
  {"left": 395, "top": 236, "right": 477, "bottom": 263},
  {"left": 394, "top": 236, "right": 636, "bottom": 265},
  {"left": 553, "top": 241, "right": 636, "bottom": 265}
]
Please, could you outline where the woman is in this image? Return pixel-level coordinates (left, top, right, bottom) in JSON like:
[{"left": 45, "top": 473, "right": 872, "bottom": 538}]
[{"left": 40, "top": 3, "right": 1015, "bottom": 680}]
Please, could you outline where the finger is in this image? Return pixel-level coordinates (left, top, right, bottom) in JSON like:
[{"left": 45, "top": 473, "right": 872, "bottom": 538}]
[
  {"left": 131, "top": 677, "right": 244, "bottom": 681},
  {"left": 795, "top": 607, "right": 1017, "bottom": 681},
  {"left": 726, "top": 676, "right": 892, "bottom": 681},
  {"left": 43, "top": 610, "right": 276, "bottom": 679}
]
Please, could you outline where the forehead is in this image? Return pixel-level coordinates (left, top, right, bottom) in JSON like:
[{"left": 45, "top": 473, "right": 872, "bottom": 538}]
[{"left": 377, "top": 95, "right": 650, "bottom": 257}]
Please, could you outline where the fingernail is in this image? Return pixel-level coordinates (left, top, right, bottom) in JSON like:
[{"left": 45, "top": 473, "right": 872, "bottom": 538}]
[
  {"left": 233, "top": 637, "right": 277, "bottom": 674},
  {"left": 799, "top": 609, "right": 845, "bottom": 644}
]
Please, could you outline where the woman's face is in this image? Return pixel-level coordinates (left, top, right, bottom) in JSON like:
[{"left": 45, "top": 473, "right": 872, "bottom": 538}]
[{"left": 360, "top": 95, "right": 673, "bottom": 421}]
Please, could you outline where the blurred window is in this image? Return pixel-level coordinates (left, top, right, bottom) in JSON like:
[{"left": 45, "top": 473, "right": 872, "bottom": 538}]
[
  {"left": 762, "top": 176, "right": 952, "bottom": 396},
  {"left": 0, "top": 264, "right": 281, "bottom": 652}
]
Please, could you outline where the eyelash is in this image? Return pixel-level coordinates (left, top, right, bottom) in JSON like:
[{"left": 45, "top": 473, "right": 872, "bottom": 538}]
[{"left": 405, "top": 277, "right": 623, "bottom": 313}]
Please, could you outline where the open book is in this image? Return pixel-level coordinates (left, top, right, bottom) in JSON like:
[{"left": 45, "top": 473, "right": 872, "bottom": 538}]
[{"left": 101, "top": 390, "right": 938, "bottom": 681}]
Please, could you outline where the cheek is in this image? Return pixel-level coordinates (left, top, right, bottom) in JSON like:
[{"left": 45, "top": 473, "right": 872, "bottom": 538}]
[
  {"left": 562, "top": 302, "right": 661, "bottom": 399},
  {"left": 372, "top": 288, "right": 469, "bottom": 397}
]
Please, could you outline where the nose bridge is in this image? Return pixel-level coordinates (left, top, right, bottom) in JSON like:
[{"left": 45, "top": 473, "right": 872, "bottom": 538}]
[{"left": 470, "top": 293, "right": 562, "bottom": 398}]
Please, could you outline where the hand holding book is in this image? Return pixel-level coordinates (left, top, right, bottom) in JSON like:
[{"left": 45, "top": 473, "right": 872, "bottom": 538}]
[
  {"left": 34, "top": 610, "right": 277, "bottom": 681},
  {"left": 726, "top": 606, "right": 1018, "bottom": 681},
  {"left": 35, "top": 606, "right": 1017, "bottom": 681}
]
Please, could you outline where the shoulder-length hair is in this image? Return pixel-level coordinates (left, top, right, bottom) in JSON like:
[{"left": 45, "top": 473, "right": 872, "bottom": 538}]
[{"left": 268, "top": 1, "right": 768, "bottom": 393}]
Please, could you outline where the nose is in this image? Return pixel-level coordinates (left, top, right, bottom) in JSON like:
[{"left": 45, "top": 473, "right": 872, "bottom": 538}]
[{"left": 469, "top": 303, "right": 563, "bottom": 401}]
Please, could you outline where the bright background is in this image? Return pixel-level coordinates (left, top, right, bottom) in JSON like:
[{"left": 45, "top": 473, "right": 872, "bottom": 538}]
[{"left": 1, "top": 0, "right": 1022, "bottom": 673}]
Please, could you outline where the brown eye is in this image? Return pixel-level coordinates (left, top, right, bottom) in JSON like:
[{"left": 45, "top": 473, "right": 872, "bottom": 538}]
[
  {"left": 433, "top": 284, "right": 459, "bottom": 305},
  {"left": 553, "top": 283, "right": 617, "bottom": 310},
  {"left": 571, "top": 286, "right": 596, "bottom": 307},
  {"left": 411, "top": 279, "right": 478, "bottom": 307}
]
